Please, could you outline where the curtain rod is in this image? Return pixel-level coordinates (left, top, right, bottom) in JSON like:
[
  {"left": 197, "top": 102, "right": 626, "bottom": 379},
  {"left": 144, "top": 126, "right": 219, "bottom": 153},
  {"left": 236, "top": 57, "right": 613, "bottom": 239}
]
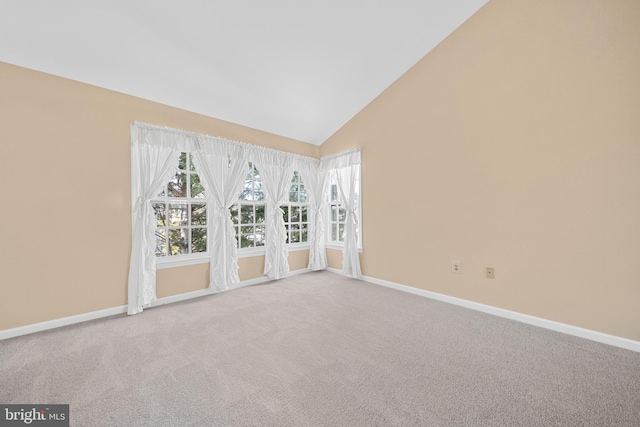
[
  {"left": 132, "top": 121, "right": 319, "bottom": 163},
  {"left": 319, "top": 148, "right": 361, "bottom": 161}
]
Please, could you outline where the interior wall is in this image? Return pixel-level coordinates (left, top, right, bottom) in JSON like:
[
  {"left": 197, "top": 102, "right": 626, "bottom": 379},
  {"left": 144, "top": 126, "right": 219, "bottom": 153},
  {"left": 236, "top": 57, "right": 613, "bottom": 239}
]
[
  {"left": 321, "top": 0, "right": 640, "bottom": 341},
  {"left": 0, "top": 62, "right": 318, "bottom": 331}
]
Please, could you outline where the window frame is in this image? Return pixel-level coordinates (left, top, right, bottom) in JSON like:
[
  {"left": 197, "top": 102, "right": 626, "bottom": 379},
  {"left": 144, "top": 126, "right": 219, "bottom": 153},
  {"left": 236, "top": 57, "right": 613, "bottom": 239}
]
[
  {"left": 281, "top": 204, "right": 310, "bottom": 248},
  {"left": 231, "top": 162, "right": 267, "bottom": 256},
  {"left": 280, "top": 171, "right": 311, "bottom": 249},
  {"left": 325, "top": 167, "right": 363, "bottom": 251},
  {"left": 153, "top": 151, "right": 210, "bottom": 269}
]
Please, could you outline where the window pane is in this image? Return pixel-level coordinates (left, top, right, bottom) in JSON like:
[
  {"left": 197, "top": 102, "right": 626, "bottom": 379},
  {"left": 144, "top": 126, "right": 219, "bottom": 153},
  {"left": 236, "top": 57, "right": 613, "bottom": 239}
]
[
  {"left": 299, "top": 186, "right": 307, "bottom": 203},
  {"left": 152, "top": 203, "right": 166, "bottom": 226},
  {"left": 338, "top": 224, "right": 345, "bottom": 242},
  {"left": 332, "top": 224, "right": 337, "bottom": 241},
  {"left": 240, "top": 179, "right": 253, "bottom": 201},
  {"left": 240, "top": 235, "right": 254, "bottom": 248},
  {"left": 292, "top": 171, "right": 299, "bottom": 183},
  {"left": 255, "top": 205, "right": 265, "bottom": 224},
  {"left": 254, "top": 191, "right": 265, "bottom": 201},
  {"left": 338, "top": 207, "right": 347, "bottom": 222},
  {"left": 331, "top": 205, "right": 337, "bottom": 222},
  {"left": 301, "top": 206, "right": 308, "bottom": 222},
  {"left": 167, "top": 172, "right": 188, "bottom": 197},
  {"left": 155, "top": 229, "right": 166, "bottom": 256},
  {"left": 191, "top": 204, "right": 206, "bottom": 225},
  {"left": 241, "top": 226, "right": 254, "bottom": 234},
  {"left": 301, "top": 224, "right": 308, "bottom": 243},
  {"left": 233, "top": 226, "right": 239, "bottom": 248},
  {"left": 290, "top": 224, "right": 300, "bottom": 243},
  {"left": 169, "top": 229, "right": 190, "bottom": 255},
  {"left": 290, "top": 184, "right": 299, "bottom": 203},
  {"left": 192, "top": 228, "right": 207, "bottom": 253},
  {"left": 168, "top": 204, "right": 188, "bottom": 227},
  {"left": 281, "top": 206, "right": 289, "bottom": 223},
  {"left": 178, "top": 152, "right": 187, "bottom": 171},
  {"left": 240, "top": 205, "right": 253, "bottom": 224},
  {"left": 292, "top": 206, "right": 301, "bottom": 222},
  {"left": 254, "top": 232, "right": 265, "bottom": 247},
  {"left": 331, "top": 184, "right": 338, "bottom": 202},
  {"left": 188, "top": 153, "right": 196, "bottom": 171},
  {"left": 191, "top": 174, "right": 205, "bottom": 198},
  {"left": 252, "top": 165, "right": 260, "bottom": 180},
  {"left": 230, "top": 205, "right": 239, "bottom": 224},
  {"left": 256, "top": 225, "right": 265, "bottom": 234}
]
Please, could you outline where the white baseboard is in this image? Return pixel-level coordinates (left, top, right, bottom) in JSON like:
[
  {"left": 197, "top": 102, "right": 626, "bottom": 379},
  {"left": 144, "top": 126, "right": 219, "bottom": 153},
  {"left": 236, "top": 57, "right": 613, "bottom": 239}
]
[
  {"left": 0, "top": 305, "right": 128, "bottom": 341},
  {"left": 7, "top": 268, "right": 635, "bottom": 353},
  {"left": 326, "top": 270, "right": 640, "bottom": 353},
  {"left": 0, "top": 268, "right": 312, "bottom": 341}
]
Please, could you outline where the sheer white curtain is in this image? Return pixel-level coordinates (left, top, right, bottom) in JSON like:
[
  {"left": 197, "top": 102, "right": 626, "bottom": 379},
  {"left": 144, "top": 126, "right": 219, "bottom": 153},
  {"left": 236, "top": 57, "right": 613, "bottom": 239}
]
[
  {"left": 191, "top": 138, "right": 247, "bottom": 292},
  {"left": 321, "top": 149, "right": 362, "bottom": 278},
  {"left": 128, "top": 126, "right": 183, "bottom": 315},
  {"left": 129, "top": 122, "right": 328, "bottom": 309},
  {"left": 335, "top": 164, "right": 361, "bottom": 277},
  {"left": 255, "top": 162, "right": 293, "bottom": 279},
  {"left": 300, "top": 167, "right": 328, "bottom": 270}
]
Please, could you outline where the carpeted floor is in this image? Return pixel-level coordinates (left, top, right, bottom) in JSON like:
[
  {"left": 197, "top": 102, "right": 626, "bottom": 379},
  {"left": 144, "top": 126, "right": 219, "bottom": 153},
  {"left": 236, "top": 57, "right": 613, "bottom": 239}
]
[{"left": 1, "top": 271, "right": 639, "bottom": 426}]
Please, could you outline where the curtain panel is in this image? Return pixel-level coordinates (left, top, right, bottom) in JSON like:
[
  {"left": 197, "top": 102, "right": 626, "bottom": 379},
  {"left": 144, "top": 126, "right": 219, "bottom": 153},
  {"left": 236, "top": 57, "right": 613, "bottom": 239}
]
[
  {"left": 300, "top": 167, "right": 328, "bottom": 271},
  {"left": 128, "top": 122, "right": 321, "bottom": 314},
  {"left": 128, "top": 122, "right": 361, "bottom": 314},
  {"left": 320, "top": 149, "right": 362, "bottom": 278},
  {"left": 190, "top": 137, "right": 247, "bottom": 292},
  {"left": 254, "top": 162, "right": 293, "bottom": 279},
  {"left": 128, "top": 126, "right": 185, "bottom": 314}
]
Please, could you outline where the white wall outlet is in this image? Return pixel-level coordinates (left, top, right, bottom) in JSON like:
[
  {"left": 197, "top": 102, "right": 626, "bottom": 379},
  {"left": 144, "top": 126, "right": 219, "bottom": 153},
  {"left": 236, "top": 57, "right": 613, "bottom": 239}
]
[
  {"left": 452, "top": 260, "right": 462, "bottom": 274},
  {"left": 485, "top": 267, "right": 495, "bottom": 279}
]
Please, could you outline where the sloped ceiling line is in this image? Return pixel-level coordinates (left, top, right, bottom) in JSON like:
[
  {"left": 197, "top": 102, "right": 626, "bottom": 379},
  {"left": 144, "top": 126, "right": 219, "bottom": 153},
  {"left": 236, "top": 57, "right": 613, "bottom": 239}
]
[{"left": 0, "top": 0, "right": 488, "bottom": 145}]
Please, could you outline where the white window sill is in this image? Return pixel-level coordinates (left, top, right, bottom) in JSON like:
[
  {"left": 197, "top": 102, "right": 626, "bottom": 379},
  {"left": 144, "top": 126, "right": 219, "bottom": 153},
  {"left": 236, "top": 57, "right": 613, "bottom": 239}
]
[
  {"left": 156, "top": 244, "right": 328, "bottom": 268},
  {"left": 288, "top": 243, "right": 311, "bottom": 252},
  {"left": 156, "top": 253, "right": 211, "bottom": 269},
  {"left": 238, "top": 244, "right": 310, "bottom": 259}
]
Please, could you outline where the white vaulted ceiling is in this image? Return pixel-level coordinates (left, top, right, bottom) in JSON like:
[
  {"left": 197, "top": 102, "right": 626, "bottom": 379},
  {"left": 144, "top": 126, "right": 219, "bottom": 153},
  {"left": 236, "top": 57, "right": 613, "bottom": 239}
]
[{"left": 0, "top": 0, "right": 488, "bottom": 145}]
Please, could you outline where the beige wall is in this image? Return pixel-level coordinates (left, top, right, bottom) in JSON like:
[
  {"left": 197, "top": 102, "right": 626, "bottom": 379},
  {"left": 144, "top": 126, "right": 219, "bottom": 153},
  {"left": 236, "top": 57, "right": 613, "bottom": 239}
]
[
  {"left": 2, "top": 0, "right": 639, "bottom": 342},
  {"left": 0, "top": 62, "right": 318, "bottom": 331},
  {"left": 321, "top": 0, "right": 640, "bottom": 340}
]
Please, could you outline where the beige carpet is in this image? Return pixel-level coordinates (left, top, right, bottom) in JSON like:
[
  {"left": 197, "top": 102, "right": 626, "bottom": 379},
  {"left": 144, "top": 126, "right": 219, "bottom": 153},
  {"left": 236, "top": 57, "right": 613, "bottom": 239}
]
[{"left": 2, "top": 271, "right": 639, "bottom": 426}]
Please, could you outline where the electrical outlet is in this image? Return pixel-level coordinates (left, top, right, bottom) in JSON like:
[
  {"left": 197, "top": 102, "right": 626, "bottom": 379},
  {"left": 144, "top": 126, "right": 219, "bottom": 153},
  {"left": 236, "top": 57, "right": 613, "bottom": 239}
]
[
  {"left": 452, "top": 260, "right": 462, "bottom": 274},
  {"left": 485, "top": 267, "right": 495, "bottom": 279}
]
